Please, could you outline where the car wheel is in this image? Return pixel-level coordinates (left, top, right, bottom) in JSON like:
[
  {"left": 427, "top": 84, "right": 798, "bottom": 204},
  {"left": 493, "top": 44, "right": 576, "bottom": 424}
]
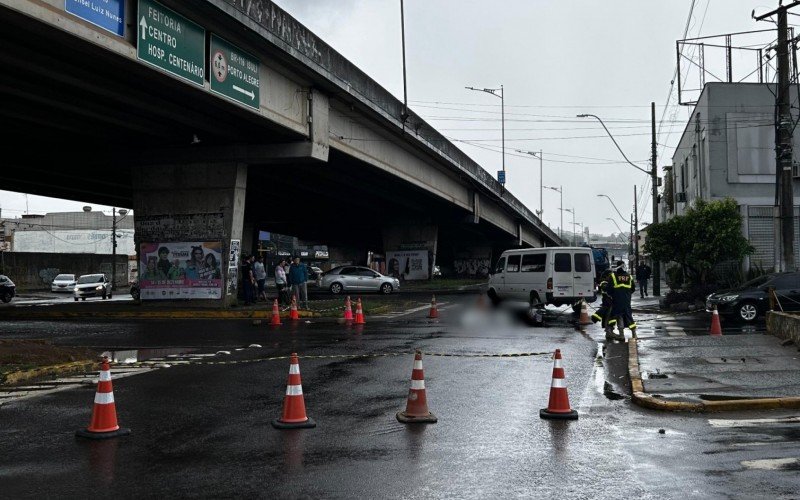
[
  {"left": 81, "top": 297, "right": 86, "bottom": 301},
  {"left": 108, "top": 291, "right": 112, "bottom": 299},
  {"left": 1, "top": 292, "right": 12, "bottom": 303},
  {"left": 131, "top": 287, "right": 140, "bottom": 300},
  {"left": 330, "top": 282, "right": 343, "bottom": 295},
  {"left": 738, "top": 301, "right": 758, "bottom": 322},
  {"left": 74, "top": 297, "right": 79, "bottom": 302},
  {"left": 102, "top": 293, "right": 107, "bottom": 300},
  {"left": 380, "top": 283, "right": 393, "bottom": 294}
]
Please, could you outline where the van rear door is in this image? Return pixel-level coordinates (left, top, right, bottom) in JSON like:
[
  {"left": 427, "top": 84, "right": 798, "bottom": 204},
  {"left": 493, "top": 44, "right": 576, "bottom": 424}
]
[
  {"left": 552, "top": 252, "right": 574, "bottom": 299},
  {"left": 573, "top": 252, "right": 595, "bottom": 298}
]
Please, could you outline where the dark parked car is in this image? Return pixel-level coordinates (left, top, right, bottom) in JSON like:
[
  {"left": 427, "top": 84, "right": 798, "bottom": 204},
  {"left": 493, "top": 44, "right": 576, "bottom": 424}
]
[
  {"left": 706, "top": 272, "right": 800, "bottom": 323},
  {"left": 0, "top": 275, "right": 16, "bottom": 303}
]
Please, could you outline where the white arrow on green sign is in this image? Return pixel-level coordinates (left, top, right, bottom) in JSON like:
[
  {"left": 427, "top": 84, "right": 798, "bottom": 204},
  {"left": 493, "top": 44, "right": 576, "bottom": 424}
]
[
  {"left": 137, "top": 0, "right": 205, "bottom": 87},
  {"left": 209, "top": 35, "right": 260, "bottom": 110}
]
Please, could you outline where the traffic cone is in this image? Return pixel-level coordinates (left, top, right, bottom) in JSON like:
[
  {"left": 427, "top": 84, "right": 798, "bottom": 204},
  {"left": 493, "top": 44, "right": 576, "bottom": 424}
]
[
  {"left": 270, "top": 299, "right": 282, "bottom": 326},
  {"left": 289, "top": 295, "right": 300, "bottom": 320},
  {"left": 272, "top": 353, "right": 316, "bottom": 429},
  {"left": 354, "top": 297, "right": 366, "bottom": 325},
  {"left": 396, "top": 350, "right": 437, "bottom": 423},
  {"left": 710, "top": 306, "right": 722, "bottom": 336},
  {"left": 579, "top": 300, "right": 592, "bottom": 325},
  {"left": 343, "top": 296, "right": 354, "bottom": 321},
  {"left": 76, "top": 357, "right": 131, "bottom": 439},
  {"left": 540, "top": 349, "right": 578, "bottom": 420},
  {"left": 428, "top": 295, "right": 439, "bottom": 319}
]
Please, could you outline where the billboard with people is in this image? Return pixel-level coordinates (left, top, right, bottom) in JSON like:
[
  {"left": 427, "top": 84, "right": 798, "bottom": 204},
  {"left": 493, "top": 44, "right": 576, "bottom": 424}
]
[{"left": 138, "top": 242, "right": 224, "bottom": 299}]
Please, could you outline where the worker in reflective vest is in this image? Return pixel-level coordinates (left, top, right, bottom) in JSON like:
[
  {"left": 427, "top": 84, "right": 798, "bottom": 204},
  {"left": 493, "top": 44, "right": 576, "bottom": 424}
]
[{"left": 603, "top": 261, "right": 636, "bottom": 341}]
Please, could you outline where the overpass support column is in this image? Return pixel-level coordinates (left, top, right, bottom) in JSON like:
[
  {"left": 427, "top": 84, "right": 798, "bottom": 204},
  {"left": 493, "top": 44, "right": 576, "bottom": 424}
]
[
  {"left": 132, "top": 163, "right": 247, "bottom": 307},
  {"left": 382, "top": 224, "right": 438, "bottom": 280}
]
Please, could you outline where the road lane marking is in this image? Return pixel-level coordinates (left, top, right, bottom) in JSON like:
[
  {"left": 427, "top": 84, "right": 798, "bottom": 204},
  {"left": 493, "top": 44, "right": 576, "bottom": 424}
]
[
  {"left": 740, "top": 457, "right": 800, "bottom": 470},
  {"left": 708, "top": 416, "right": 800, "bottom": 428}
]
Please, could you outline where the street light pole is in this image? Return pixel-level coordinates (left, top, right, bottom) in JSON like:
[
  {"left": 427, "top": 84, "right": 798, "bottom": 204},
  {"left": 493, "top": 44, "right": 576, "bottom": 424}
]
[
  {"left": 579, "top": 111, "right": 660, "bottom": 295},
  {"left": 544, "top": 185, "right": 563, "bottom": 240},
  {"left": 466, "top": 85, "right": 504, "bottom": 183},
  {"left": 560, "top": 208, "right": 576, "bottom": 245},
  {"left": 596, "top": 194, "right": 629, "bottom": 225},
  {"left": 518, "top": 149, "right": 544, "bottom": 217}
]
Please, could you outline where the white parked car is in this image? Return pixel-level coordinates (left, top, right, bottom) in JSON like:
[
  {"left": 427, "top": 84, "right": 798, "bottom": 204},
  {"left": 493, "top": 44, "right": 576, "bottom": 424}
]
[
  {"left": 74, "top": 274, "right": 112, "bottom": 301},
  {"left": 487, "top": 247, "right": 597, "bottom": 307},
  {"left": 51, "top": 274, "right": 77, "bottom": 293}
]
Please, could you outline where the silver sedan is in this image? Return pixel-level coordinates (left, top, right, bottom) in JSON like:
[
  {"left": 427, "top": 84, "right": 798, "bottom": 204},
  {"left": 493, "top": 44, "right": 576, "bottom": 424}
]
[{"left": 320, "top": 266, "right": 400, "bottom": 294}]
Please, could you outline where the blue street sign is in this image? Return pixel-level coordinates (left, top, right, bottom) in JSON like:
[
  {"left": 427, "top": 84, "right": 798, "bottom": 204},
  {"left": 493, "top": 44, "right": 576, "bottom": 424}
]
[
  {"left": 65, "top": 0, "right": 125, "bottom": 36},
  {"left": 498, "top": 170, "right": 506, "bottom": 184}
]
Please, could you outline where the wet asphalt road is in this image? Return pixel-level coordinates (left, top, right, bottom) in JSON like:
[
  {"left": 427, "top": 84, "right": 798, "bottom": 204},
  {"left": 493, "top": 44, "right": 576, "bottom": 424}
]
[{"left": 1, "top": 294, "right": 798, "bottom": 498}]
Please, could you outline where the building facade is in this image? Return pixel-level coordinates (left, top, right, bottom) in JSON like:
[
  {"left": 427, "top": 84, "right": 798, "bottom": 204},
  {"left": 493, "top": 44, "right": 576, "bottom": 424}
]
[{"left": 666, "top": 82, "right": 800, "bottom": 271}]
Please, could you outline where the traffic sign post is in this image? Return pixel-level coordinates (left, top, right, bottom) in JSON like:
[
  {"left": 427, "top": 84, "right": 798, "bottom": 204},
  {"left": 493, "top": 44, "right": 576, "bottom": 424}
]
[
  {"left": 137, "top": 0, "right": 205, "bottom": 87},
  {"left": 209, "top": 35, "right": 260, "bottom": 109},
  {"left": 65, "top": 0, "right": 125, "bottom": 36},
  {"left": 497, "top": 170, "right": 506, "bottom": 185}
]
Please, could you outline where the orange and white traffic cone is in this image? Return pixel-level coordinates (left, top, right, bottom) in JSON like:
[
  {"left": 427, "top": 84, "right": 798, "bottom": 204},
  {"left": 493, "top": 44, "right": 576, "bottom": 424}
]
[
  {"left": 579, "top": 299, "right": 592, "bottom": 325},
  {"left": 272, "top": 353, "right": 316, "bottom": 429},
  {"left": 343, "top": 296, "right": 354, "bottom": 321},
  {"left": 270, "top": 299, "right": 282, "bottom": 326},
  {"left": 289, "top": 295, "right": 300, "bottom": 321},
  {"left": 710, "top": 306, "right": 722, "bottom": 336},
  {"left": 540, "top": 349, "right": 578, "bottom": 420},
  {"left": 354, "top": 298, "right": 366, "bottom": 325},
  {"left": 396, "top": 350, "right": 437, "bottom": 423},
  {"left": 428, "top": 295, "right": 439, "bottom": 319},
  {"left": 76, "top": 357, "right": 131, "bottom": 439}
]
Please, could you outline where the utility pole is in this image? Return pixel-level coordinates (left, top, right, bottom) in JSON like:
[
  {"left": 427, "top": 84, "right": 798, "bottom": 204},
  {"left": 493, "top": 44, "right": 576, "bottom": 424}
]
[
  {"left": 634, "top": 186, "right": 639, "bottom": 268},
  {"left": 651, "top": 102, "right": 661, "bottom": 295},
  {"left": 756, "top": 2, "right": 800, "bottom": 271},
  {"left": 400, "top": 0, "right": 409, "bottom": 123},
  {"left": 112, "top": 207, "right": 117, "bottom": 291},
  {"left": 539, "top": 149, "right": 543, "bottom": 218}
]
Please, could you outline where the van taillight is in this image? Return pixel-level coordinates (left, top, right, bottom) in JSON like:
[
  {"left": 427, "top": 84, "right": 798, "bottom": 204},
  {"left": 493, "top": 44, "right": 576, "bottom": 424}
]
[{"left": 547, "top": 278, "right": 553, "bottom": 290}]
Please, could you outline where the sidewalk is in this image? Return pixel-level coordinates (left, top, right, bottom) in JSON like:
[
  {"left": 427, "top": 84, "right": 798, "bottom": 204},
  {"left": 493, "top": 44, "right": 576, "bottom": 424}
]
[{"left": 628, "top": 333, "right": 800, "bottom": 411}]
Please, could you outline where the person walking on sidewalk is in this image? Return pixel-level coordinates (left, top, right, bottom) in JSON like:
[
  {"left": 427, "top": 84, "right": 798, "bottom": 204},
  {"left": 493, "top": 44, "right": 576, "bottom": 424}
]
[
  {"left": 241, "top": 255, "right": 256, "bottom": 306},
  {"left": 274, "top": 259, "right": 288, "bottom": 305},
  {"left": 288, "top": 257, "right": 308, "bottom": 309},
  {"left": 635, "top": 262, "right": 651, "bottom": 298},
  {"left": 604, "top": 260, "right": 636, "bottom": 341},
  {"left": 253, "top": 255, "right": 267, "bottom": 302}
]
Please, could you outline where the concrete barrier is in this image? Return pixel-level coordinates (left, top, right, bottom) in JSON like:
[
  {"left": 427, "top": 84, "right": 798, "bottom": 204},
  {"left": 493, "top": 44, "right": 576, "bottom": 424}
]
[{"left": 766, "top": 310, "right": 800, "bottom": 345}]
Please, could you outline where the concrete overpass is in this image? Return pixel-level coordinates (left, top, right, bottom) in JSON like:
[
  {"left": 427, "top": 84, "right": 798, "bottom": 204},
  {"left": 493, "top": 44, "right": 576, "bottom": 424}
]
[{"left": 0, "top": 0, "right": 561, "bottom": 305}]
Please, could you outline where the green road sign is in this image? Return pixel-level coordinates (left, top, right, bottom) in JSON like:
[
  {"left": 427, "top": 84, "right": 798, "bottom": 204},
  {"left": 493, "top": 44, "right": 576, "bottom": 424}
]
[
  {"left": 137, "top": 0, "right": 205, "bottom": 87},
  {"left": 210, "top": 35, "right": 260, "bottom": 109}
]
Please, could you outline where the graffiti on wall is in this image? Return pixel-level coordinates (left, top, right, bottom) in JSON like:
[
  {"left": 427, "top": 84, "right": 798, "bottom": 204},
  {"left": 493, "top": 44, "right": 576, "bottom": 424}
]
[
  {"left": 454, "top": 259, "right": 490, "bottom": 278},
  {"left": 38, "top": 268, "right": 60, "bottom": 285}
]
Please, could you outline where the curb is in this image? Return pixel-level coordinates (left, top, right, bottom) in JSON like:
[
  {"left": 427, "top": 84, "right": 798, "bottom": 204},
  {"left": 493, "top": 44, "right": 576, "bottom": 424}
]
[
  {"left": 0, "top": 310, "right": 320, "bottom": 320},
  {"left": 1, "top": 360, "right": 96, "bottom": 386},
  {"left": 628, "top": 339, "right": 800, "bottom": 412}
]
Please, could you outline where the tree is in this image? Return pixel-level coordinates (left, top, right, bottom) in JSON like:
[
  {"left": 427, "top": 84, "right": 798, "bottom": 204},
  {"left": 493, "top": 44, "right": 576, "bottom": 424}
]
[{"left": 644, "top": 198, "right": 753, "bottom": 286}]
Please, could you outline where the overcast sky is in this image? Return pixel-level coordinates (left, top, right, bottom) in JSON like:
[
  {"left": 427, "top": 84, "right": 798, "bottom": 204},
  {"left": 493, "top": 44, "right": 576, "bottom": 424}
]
[{"left": 0, "top": 0, "right": 781, "bottom": 235}]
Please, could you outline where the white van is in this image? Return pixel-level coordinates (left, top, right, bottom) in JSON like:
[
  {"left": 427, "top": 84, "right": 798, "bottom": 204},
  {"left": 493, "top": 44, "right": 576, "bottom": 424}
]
[{"left": 487, "top": 247, "right": 597, "bottom": 307}]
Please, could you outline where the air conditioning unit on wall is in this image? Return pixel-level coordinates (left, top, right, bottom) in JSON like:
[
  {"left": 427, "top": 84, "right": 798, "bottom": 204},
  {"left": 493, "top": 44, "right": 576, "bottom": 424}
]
[
  {"left": 675, "top": 192, "right": 687, "bottom": 203},
  {"left": 793, "top": 162, "right": 800, "bottom": 178}
]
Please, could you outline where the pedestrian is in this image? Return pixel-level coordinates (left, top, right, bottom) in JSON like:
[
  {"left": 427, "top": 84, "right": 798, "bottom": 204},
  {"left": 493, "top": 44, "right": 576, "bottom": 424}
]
[
  {"left": 288, "top": 257, "right": 308, "bottom": 309},
  {"left": 635, "top": 262, "right": 652, "bottom": 298},
  {"left": 253, "top": 255, "right": 267, "bottom": 302},
  {"left": 603, "top": 260, "right": 636, "bottom": 341},
  {"left": 241, "top": 255, "right": 255, "bottom": 305},
  {"left": 274, "top": 258, "right": 288, "bottom": 305},
  {"left": 592, "top": 269, "right": 614, "bottom": 330}
]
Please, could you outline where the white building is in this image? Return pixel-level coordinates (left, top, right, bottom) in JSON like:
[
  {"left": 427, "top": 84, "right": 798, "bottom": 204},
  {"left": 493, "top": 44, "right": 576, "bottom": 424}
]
[
  {"left": 5, "top": 210, "right": 135, "bottom": 255},
  {"left": 666, "top": 82, "right": 800, "bottom": 271}
]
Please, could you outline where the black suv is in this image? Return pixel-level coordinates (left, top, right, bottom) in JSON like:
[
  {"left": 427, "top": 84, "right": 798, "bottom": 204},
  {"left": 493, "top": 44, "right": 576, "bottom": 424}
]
[
  {"left": 706, "top": 272, "right": 800, "bottom": 323},
  {"left": 0, "top": 275, "right": 15, "bottom": 303}
]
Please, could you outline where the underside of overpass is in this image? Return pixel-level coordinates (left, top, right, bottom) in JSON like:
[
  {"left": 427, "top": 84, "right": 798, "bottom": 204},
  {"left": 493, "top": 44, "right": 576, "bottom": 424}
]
[{"left": 0, "top": 1, "right": 555, "bottom": 306}]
